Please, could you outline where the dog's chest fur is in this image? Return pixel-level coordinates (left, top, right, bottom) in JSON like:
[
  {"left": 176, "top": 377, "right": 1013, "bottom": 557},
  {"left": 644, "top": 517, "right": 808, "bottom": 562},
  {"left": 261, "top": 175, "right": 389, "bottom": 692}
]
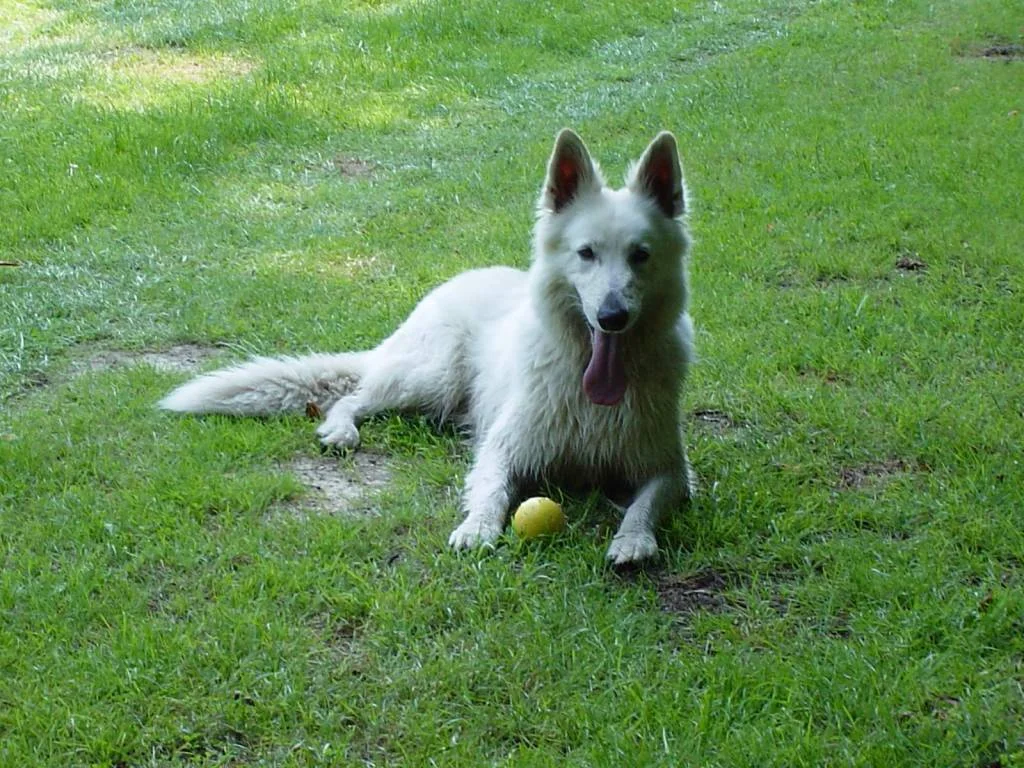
[{"left": 473, "top": 313, "right": 685, "bottom": 488}]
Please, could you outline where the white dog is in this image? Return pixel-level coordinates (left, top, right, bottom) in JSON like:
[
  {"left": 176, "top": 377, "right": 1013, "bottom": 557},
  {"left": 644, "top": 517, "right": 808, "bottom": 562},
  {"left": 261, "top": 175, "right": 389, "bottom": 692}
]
[{"left": 161, "top": 129, "right": 696, "bottom": 564}]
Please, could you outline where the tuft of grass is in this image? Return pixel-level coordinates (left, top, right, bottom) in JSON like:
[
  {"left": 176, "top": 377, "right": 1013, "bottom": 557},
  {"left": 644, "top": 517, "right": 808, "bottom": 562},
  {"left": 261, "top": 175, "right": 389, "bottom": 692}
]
[{"left": 2, "top": 0, "right": 1023, "bottom": 765}]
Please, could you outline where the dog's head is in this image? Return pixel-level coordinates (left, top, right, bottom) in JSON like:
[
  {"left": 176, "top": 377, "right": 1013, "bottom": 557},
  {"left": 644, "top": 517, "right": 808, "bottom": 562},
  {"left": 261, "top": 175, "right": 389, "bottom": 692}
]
[{"left": 533, "top": 130, "right": 691, "bottom": 405}]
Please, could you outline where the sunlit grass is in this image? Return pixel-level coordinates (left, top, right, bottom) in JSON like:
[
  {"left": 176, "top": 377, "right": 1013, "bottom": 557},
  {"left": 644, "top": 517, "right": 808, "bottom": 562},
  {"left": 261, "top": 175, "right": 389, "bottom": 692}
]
[{"left": 1, "top": 0, "right": 1022, "bottom": 765}]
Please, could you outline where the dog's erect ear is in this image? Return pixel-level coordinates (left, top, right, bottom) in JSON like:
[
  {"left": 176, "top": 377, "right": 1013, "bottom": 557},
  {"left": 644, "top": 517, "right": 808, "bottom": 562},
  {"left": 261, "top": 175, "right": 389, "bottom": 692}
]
[
  {"left": 542, "top": 129, "right": 600, "bottom": 213},
  {"left": 629, "top": 132, "right": 686, "bottom": 219}
]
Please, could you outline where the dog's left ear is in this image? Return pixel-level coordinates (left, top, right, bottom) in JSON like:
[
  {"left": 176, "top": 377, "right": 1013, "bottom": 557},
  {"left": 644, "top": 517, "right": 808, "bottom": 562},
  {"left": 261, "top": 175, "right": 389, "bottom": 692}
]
[{"left": 629, "top": 132, "right": 686, "bottom": 219}]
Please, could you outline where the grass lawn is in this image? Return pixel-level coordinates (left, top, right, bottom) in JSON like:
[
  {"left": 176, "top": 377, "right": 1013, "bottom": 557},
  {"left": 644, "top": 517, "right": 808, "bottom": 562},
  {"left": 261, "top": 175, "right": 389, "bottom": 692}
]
[{"left": 2, "top": 0, "right": 1023, "bottom": 764}]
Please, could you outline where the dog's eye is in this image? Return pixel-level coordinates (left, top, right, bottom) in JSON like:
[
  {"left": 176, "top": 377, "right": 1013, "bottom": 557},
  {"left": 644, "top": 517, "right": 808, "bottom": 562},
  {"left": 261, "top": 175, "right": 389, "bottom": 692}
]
[
  {"left": 577, "top": 246, "right": 595, "bottom": 261},
  {"left": 630, "top": 246, "right": 651, "bottom": 265}
]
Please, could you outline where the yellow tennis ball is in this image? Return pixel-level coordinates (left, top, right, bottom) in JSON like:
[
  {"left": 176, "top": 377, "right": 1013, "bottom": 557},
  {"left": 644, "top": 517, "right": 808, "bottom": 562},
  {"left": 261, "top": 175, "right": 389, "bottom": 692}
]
[{"left": 512, "top": 497, "right": 566, "bottom": 539}]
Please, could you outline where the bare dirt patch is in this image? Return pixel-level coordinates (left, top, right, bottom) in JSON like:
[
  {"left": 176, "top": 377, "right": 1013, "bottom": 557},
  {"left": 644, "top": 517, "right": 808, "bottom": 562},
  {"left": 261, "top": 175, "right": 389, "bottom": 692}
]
[
  {"left": 955, "top": 37, "right": 1024, "bottom": 61},
  {"left": 69, "top": 47, "right": 257, "bottom": 110},
  {"left": 74, "top": 343, "right": 224, "bottom": 375},
  {"left": 691, "top": 408, "right": 741, "bottom": 435},
  {"left": 895, "top": 252, "right": 928, "bottom": 272},
  {"left": 333, "top": 157, "right": 377, "bottom": 178},
  {"left": 978, "top": 43, "right": 1024, "bottom": 60},
  {"left": 308, "top": 610, "right": 367, "bottom": 659},
  {"left": 281, "top": 452, "right": 395, "bottom": 518},
  {"left": 103, "top": 46, "right": 257, "bottom": 86},
  {"left": 837, "top": 457, "right": 926, "bottom": 490},
  {"left": 654, "top": 569, "right": 730, "bottom": 616},
  {"left": 798, "top": 365, "right": 847, "bottom": 386}
]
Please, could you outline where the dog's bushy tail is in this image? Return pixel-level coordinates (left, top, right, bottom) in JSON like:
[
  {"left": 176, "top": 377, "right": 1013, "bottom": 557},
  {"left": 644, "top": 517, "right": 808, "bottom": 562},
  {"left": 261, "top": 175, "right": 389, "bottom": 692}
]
[{"left": 159, "top": 352, "right": 368, "bottom": 416}]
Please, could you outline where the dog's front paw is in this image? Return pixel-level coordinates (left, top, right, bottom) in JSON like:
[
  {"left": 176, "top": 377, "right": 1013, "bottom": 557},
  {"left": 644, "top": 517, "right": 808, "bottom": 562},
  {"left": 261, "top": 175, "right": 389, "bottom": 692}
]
[
  {"left": 606, "top": 528, "right": 658, "bottom": 565},
  {"left": 316, "top": 416, "right": 360, "bottom": 449},
  {"left": 448, "top": 516, "right": 503, "bottom": 551}
]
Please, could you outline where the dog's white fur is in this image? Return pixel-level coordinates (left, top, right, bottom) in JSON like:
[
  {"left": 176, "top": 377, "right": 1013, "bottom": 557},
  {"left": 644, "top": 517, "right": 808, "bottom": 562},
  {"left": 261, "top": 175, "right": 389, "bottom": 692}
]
[{"left": 160, "top": 130, "right": 696, "bottom": 564}]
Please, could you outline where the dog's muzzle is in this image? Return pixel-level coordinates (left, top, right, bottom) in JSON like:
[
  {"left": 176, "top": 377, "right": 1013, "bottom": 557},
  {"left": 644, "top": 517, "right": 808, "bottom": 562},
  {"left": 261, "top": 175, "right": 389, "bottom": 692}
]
[{"left": 596, "top": 293, "right": 629, "bottom": 333}]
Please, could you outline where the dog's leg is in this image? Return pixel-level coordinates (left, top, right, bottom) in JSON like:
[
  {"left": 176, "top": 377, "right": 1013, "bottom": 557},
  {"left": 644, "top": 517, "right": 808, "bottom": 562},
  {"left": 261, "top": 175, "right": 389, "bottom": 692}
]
[
  {"left": 448, "top": 428, "right": 516, "bottom": 550},
  {"left": 606, "top": 471, "right": 684, "bottom": 565},
  {"left": 316, "top": 375, "right": 439, "bottom": 449},
  {"left": 682, "top": 449, "right": 697, "bottom": 500},
  {"left": 316, "top": 336, "right": 464, "bottom": 449},
  {"left": 316, "top": 394, "right": 367, "bottom": 448}
]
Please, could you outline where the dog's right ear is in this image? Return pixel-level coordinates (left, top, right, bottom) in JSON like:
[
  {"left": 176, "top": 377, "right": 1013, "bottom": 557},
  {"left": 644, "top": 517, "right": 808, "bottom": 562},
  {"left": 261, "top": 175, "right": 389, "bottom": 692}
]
[{"left": 541, "top": 129, "right": 601, "bottom": 213}]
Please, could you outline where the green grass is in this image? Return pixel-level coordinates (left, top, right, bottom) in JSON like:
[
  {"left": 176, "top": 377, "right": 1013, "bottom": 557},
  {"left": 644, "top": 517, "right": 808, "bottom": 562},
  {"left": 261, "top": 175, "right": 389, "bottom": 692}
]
[{"left": 2, "top": 0, "right": 1023, "bottom": 765}]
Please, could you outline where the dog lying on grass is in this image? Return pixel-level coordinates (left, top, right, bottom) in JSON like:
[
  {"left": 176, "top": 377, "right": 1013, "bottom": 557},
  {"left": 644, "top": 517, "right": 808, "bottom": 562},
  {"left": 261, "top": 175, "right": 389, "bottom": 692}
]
[{"left": 161, "top": 129, "right": 696, "bottom": 564}]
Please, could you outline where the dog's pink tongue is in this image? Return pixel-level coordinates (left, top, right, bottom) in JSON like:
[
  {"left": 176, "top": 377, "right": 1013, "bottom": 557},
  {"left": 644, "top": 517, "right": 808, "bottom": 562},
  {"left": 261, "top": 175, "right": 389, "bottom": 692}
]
[{"left": 583, "top": 330, "right": 626, "bottom": 406}]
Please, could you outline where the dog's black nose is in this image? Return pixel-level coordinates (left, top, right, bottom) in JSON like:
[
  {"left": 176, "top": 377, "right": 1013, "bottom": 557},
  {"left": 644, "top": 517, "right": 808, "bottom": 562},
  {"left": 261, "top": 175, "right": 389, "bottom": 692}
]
[{"left": 597, "top": 294, "right": 629, "bottom": 332}]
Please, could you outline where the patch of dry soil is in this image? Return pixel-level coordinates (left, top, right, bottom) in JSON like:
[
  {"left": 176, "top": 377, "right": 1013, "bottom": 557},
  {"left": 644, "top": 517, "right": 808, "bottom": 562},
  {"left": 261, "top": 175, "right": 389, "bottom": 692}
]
[
  {"left": 75, "top": 344, "right": 399, "bottom": 516},
  {"left": 76, "top": 343, "right": 224, "bottom": 375},
  {"left": 282, "top": 452, "right": 394, "bottom": 518}
]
